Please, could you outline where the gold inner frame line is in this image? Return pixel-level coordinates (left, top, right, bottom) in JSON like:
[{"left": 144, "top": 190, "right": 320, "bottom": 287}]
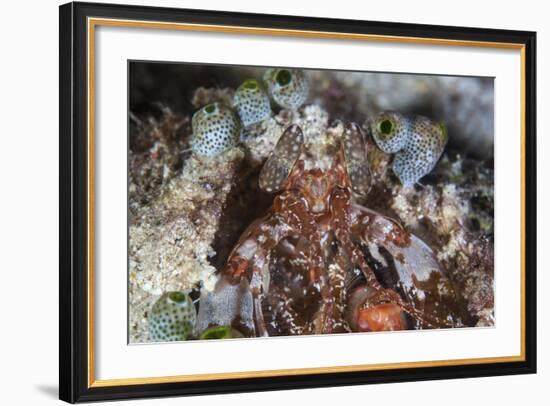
[{"left": 87, "top": 17, "right": 527, "bottom": 388}]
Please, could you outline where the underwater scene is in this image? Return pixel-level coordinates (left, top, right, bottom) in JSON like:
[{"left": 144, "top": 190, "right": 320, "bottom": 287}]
[{"left": 128, "top": 62, "right": 494, "bottom": 343}]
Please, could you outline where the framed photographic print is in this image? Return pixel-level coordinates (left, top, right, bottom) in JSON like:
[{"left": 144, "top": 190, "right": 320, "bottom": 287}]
[{"left": 59, "top": 1, "right": 537, "bottom": 403}]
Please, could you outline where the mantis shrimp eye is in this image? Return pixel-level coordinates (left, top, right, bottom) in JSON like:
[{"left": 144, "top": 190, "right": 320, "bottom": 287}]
[
  {"left": 263, "top": 68, "right": 309, "bottom": 110},
  {"left": 259, "top": 124, "right": 304, "bottom": 193},
  {"left": 369, "top": 112, "right": 410, "bottom": 154},
  {"left": 341, "top": 122, "right": 371, "bottom": 195},
  {"left": 232, "top": 79, "right": 272, "bottom": 126},
  {"left": 191, "top": 102, "right": 241, "bottom": 157},
  {"left": 148, "top": 291, "right": 196, "bottom": 342}
]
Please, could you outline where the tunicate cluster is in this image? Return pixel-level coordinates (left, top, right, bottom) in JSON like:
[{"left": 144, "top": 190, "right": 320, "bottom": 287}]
[
  {"left": 370, "top": 112, "right": 448, "bottom": 186},
  {"left": 191, "top": 69, "right": 310, "bottom": 157}
]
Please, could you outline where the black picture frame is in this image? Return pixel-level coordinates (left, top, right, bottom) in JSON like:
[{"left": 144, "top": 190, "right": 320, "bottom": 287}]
[{"left": 59, "top": 1, "right": 537, "bottom": 403}]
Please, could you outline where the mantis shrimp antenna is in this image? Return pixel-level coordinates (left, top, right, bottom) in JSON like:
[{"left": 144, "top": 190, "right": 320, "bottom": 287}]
[{"left": 259, "top": 124, "right": 304, "bottom": 193}]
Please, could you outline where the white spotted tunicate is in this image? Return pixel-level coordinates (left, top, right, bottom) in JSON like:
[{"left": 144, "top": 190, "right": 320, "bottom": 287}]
[
  {"left": 369, "top": 111, "right": 410, "bottom": 154},
  {"left": 370, "top": 112, "right": 448, "bottom": 186},
  {"left": 232, "top": 79, "right": 272, "bottom": 126},
  {"left": 263, "top": 68, "right": 309, "bottom": 110},
  {"left": 148, "top": 291, "right": 196, "bottom": 342},
  {"left": 191, "top": 102, "right": 241, "bottom": 157}
]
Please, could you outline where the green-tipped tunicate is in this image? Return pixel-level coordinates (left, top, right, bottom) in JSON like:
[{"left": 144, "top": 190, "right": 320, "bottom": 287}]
[
  {"left": 369, "top": 112, "right": 410, "bottom": 154},
  {"left": 198, "top": 326, "right": 244, "bottom": 340},
  {"left": 232, "top": 79, "right": 272, "bottom": 126},
  {"left": 191, "top": 102, "right": 241, "bottom": 157},
  {"left": 263, "top": 68, "right": 309, "bottom": 110},
  {"left": 370, "top": 112, "right": 448, "bottom": 186},
  {"left": 149, "top": 291, "right": 196, "bottom": 342}
]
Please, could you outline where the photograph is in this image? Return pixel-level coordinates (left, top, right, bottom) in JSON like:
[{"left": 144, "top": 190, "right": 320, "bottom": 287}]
[
  {"left": 55, "top": 1, "right": 537, "bottom": 402},
  {"left": 128, "top": 63, "right": 495, "bottom": 343}
]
